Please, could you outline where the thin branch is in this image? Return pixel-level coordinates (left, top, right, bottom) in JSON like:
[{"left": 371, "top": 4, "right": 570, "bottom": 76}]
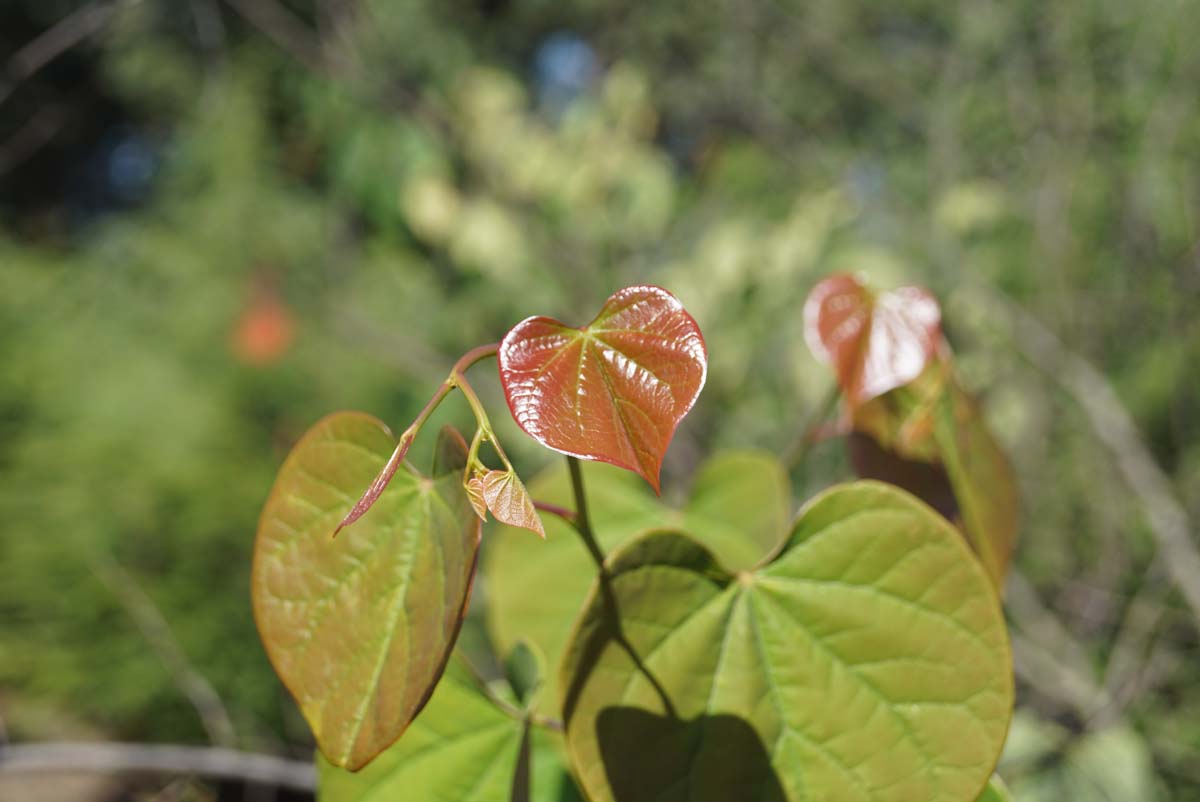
[
  {"left": 0, "top": 742, "right": 314, "bottom": 791},
  {"left": 0, "top": 0, "right": 137, "bottom": 107},
  {"left": 1005, "top": 571, "right": 1111, "bottom": 720},
  {"left": 782, "top": 381, "right": 841, "bottom": 471},
  {"left": 532, "top": 500, "right": 577, "bottom": 526},
  {"left": 0, "top": 103, "right": 69, "bottom": 176},
  {"left": 223, "top": 0, "right": 324, "bottom": 72},
  {"left": 971, "top": 285, "right": 1200, "bottom": 626},
  {"left": 89, "top": 554, "right": 237, "bottom": 748}
]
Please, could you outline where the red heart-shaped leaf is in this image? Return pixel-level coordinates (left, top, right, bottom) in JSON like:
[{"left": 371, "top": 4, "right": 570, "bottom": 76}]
[
  {"left": 804, "top": 273, "right": 941, "bottom": 407},
  {"left": 498, "top": 285, "right": 707, "bottom": 493}
]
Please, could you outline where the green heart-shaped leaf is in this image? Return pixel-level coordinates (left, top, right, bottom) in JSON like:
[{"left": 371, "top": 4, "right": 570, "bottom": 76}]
[
  {"left": 485, "top": 452, "right": 790, "bottom": 713},
  {"left": 498, "top": 285, "right": 707, "bottom": 493},
  {"left": 253, "top": 415, "right": 481, "bottom": 770},
  {"left": 318, "top": 657, "right": 526, "bottom": 802},
  {"left": 561, "top": 482, "right": 1013, "bottom": 802}
]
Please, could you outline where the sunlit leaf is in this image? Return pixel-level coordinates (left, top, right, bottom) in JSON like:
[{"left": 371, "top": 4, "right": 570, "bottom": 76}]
[
  {"left": 977, "top": 775, "right": 1016, "bottom": 802},
  {"left": 253, "top": 414, "right": 481, "bottom": 770},
  {"left": 498, "top": 285, "right": 707, "bottom": 493},
  {"left": 485, "top": 462, "right": 663, "bottom": 714},
  {"left": 486, "top": 452, "right": 790, "bottom": 713},
  {"left": 680, "top": 450, "right": 792, "bottom": 571},
  {"left": 804, "top": 273, "right": 941, "bottom": 407},
  {"left": 560, "top": 482, "right": 1013, "bottom": 802},
  {"left": 931, "top": 382, "right": 1019, "bottom": 591},
  {"left": 475, "top": 469, "right": 545, "bottom": 538},
  {"left": 318, "top": 657, "right": 526, "bottom": 801}
]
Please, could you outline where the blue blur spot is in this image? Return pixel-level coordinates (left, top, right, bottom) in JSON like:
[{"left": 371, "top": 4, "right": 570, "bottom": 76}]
[{"left": 533, "top": 32, "right": 598, "bottom": 118}]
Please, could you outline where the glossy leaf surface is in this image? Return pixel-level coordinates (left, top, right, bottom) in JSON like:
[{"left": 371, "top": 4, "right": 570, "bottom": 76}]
[
  {"left": 485, "top": 452, "right": 790, "bottom": 711},
  {"left": 498, "top": 285, "right": 707, "bottom": 493},
  {"left": 560, "top": 482, "right": 1013, "bottom": 802},
  {"left": 804, "top": 273, "right": 941, "bottom": 407},
  {"left": 253, "top": 414, "right": 481, "bottom": 770},
  {"left": 318, "top": 657, "right": 526, "bottom": 802}
]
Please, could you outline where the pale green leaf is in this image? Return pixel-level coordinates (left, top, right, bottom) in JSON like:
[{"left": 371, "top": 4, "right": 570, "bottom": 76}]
[
  {"left": 561, "top": 481, "right": 1013, "bottom": 802},
  {"left": 485, "top": 452, "right": 790, "bottom": 713},
  {"left": 253, "top": 414, "right": 481, "bottom": 770},
  {"left": 318, "top": 658, "right": 525, "bottom": 802}
]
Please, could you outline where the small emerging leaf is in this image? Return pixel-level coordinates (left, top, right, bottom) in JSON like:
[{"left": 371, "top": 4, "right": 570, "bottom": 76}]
[
  {"left": 498, "top": 285, "right": 707, "bottom": 493},
  {"left": 804, "top": 273, "right": 941, "bottom": 407},
  {"left": 473, "top": 469, "right": 545, "bottom": 538},
  {"left": 466, "top": 475, "right": 489, "bottom": 521}
]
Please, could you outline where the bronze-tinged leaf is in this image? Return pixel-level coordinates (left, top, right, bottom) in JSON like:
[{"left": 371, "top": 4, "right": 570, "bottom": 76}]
[
  {"left": 478, "top": 469, "right": 545, "bottom": 538},
  {"left": 804, "top": 273, "right": 941, "bottom": 408},
  {"left": 498, "top": 285, "right": 707, "bottom": 493},
  {"left": 844, "top": 371, "right": 1019, "bottom": 591},
  {"left": 465, "top": 475, "right": 489, "bottom": 521},
  {"left": 252, "top": 414, "right": 481, "bottom": 770},
  {"left": 931, "top": 382, "right": 1019, "bottom": 590}
]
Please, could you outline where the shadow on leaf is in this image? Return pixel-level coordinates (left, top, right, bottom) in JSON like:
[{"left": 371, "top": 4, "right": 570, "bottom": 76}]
[{"left": 596, "top": 706, "right": 787, "bottom": 802}]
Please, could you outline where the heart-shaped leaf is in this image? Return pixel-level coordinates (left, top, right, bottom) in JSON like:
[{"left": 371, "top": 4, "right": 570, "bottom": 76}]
[
  {"left": 253, "top": 414, "right": 481, "bottom": 770},
  {"left": 560, "top": 482, "right": 1013, "bottom": 802},
  {"left": 498, "top": 285, "right": 707, "bottom": 493},
  {"left": 804, "top": 273, "right": 941, "bottom": 408},
  {"left": 469, "top": 469, "right": 545, "bottom": 538},
  {"left": 485, "top": 452, "right": 790, "bottom": 714}
]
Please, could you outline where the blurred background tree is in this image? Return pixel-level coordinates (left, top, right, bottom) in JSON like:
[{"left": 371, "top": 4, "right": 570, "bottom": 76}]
[{"left": 1, "top": 0, "right": 1197, "bottom": 799}]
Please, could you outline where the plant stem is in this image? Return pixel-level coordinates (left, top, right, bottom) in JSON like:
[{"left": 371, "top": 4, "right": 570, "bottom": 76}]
[
  {"left": 532, "top": 500, "right": 577, "bottom": 525},
  {"left": 452, "top": 341, "right": 500, "bottom": 374},
  {"left": 567, "top": 456, "right": 607, "bottom": 572},
  {"left": 335, "top": 342, "right": 500, "bottom": 535},
  {"left": 783, "top": 381, "right": 842, "bottom": 471}
]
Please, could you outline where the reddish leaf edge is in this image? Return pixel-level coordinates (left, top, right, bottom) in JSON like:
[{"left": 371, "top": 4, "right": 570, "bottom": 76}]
[
  {"left": 331, "top": 343, "right": 500, "bottom": 537},
  {"left": 497, "top": 284, "right": 708, "bottom": 495},
  {"left": 332, "top": 436, "right": 413, "bottom": 536},
  {"left": 253, "top": 413, "right": 484, "bottom": 772}
]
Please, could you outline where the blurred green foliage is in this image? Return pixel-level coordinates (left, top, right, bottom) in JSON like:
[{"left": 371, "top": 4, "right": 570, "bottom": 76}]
[{"left": 1, "top": 0, "right": 1198, "bottom": 797}]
